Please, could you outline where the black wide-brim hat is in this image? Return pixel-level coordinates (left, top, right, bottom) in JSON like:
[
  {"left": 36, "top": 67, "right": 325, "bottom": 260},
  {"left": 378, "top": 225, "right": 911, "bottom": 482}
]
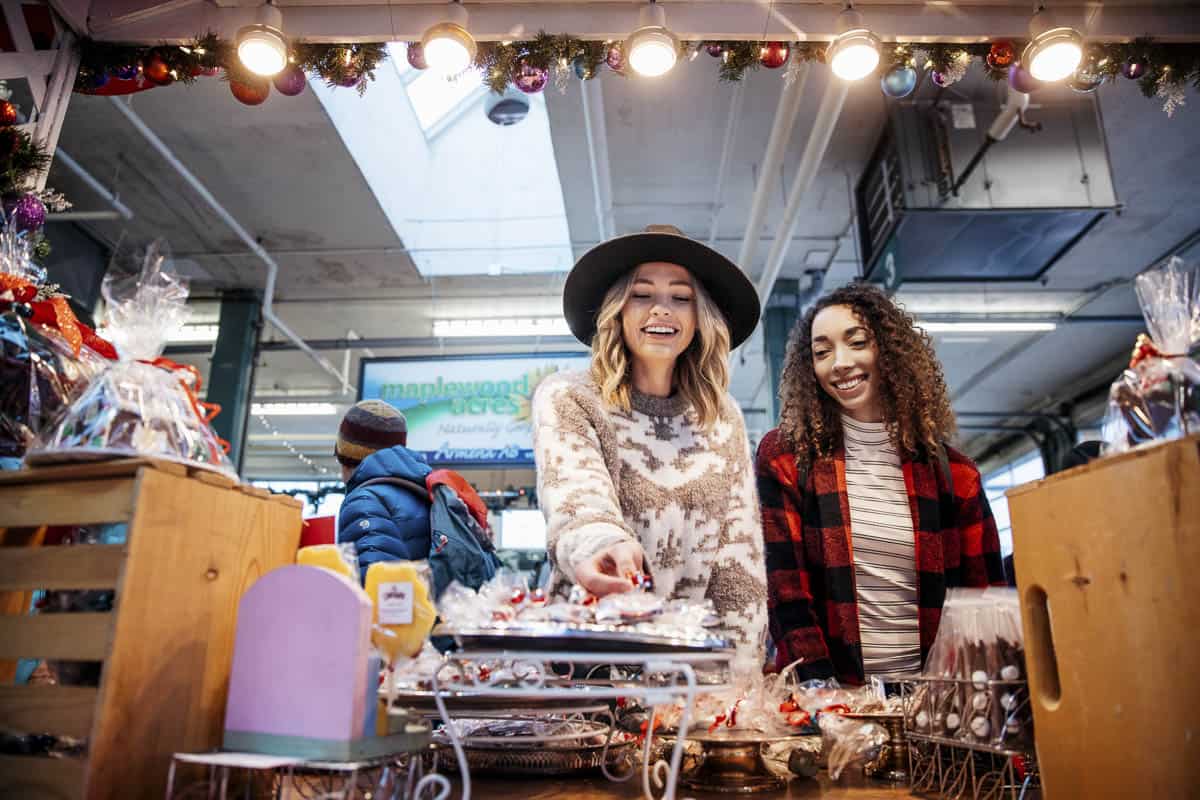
[{"left": 562, "top": 224, "right": 761, "bottom": 349}]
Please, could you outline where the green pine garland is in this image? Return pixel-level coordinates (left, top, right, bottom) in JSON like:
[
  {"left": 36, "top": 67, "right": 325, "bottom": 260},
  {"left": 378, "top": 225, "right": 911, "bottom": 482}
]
[
  {"left": 75, "top": 35, "right": 389, "bottom": 96},
  {"left": 0, "top": 128, "right": 51, "bottom": 196},
  {"left": 72, "top": 33, "right": 1200, "bottom": 114}
]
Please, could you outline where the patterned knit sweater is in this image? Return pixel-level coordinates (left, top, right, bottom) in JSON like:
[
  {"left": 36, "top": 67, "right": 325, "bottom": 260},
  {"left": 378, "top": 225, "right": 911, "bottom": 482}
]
[{"left": 532, "top": 371, "right": 768, "bottom": 671}]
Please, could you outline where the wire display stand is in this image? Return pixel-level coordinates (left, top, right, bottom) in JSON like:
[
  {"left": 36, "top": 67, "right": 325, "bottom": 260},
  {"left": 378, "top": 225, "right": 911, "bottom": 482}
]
[
  {"left": 895, "top": 676, "right": 1040, "bottom": 800},
  {"left": 164, "top": 749, "right": 435, "bottom": 800},
  {"left": 406, "top": 648, "right": 736, "bottom": 800}
]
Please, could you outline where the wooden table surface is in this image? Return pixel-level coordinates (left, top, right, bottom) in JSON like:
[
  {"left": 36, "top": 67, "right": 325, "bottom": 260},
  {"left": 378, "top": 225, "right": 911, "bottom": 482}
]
[{"left": 465, "top": 773, "right": 914, "bottom": 799}]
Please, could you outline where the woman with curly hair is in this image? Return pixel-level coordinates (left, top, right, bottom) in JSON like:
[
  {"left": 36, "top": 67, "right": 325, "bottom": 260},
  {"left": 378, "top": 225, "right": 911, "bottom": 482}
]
[
  {"left": 533, "top": 225, "right": 768, "bottom": 672},
  {"left": 756, "top": 283, "right": 1004, "bottom": 684}
]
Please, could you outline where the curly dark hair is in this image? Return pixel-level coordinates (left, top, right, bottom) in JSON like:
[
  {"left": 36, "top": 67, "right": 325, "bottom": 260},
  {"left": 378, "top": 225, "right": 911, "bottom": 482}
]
[{"left": 777, "top": 282, "right": 956, "bottom": 469}]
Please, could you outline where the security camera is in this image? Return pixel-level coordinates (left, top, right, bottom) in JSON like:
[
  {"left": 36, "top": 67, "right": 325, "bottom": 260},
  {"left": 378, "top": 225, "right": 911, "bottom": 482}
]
[{"left": 484, "top": 87, "right": 530, "bottom": 126}]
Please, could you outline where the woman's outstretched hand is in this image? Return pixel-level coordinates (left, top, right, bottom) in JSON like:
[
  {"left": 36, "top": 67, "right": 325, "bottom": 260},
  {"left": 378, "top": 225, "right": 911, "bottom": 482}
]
[{"left": 575, "top": 540, "right": 648, "bottom": 597}]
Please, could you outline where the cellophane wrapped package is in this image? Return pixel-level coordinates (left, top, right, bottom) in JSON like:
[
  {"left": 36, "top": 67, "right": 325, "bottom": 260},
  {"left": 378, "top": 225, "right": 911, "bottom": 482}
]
[
  {"left": 1103, "top": 256, "right": 1199, "bottom": 454},
  {"left": 0, "top": 215, "right": 115, "bottom": 461},
  {"left": 27, "top": 241, "right": 236, "bottom": 477},
  {"left": 908, "top": 588, "right": 1032, "bottom": 748}
]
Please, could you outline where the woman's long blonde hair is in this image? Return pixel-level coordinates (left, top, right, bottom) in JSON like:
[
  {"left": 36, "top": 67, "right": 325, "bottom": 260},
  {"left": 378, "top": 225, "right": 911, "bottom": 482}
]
[{"left": 588, "top": 267, "right": 731, "bottom": 428}]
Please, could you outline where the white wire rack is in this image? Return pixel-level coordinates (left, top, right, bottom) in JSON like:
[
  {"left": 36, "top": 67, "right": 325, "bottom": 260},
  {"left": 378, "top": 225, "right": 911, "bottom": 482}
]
[{"left": 407, "top": 648, "right": 736, "bottom": 800}]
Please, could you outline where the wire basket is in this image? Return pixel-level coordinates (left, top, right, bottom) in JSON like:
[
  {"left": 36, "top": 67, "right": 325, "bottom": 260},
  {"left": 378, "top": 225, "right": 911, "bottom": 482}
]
[
  {"left": 443, "top": 739, "right": 637, "bottom": 776},
  {"left": 896, "top": 676, "right": 1040, "bottom": 800}
]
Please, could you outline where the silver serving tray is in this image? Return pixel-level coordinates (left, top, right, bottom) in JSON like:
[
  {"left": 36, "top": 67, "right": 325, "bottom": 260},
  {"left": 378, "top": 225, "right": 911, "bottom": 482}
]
[
  {"left": 384, "top": 687, "right": 611, "bottom": 713},
  {"left": 434, "top": 740, "right": 636, "bottom": 776},
  {"left": 431, "top": 621, "right": 731, "bottom": 653}
]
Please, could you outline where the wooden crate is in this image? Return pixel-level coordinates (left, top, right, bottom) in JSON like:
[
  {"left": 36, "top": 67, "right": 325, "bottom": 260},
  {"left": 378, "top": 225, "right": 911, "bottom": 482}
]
[
  {"left": 1007, "top": 435, "right": 1200, "bottom": 799},
  {"left": 0, "top": 459, "right": 303, "bottom": 799}
]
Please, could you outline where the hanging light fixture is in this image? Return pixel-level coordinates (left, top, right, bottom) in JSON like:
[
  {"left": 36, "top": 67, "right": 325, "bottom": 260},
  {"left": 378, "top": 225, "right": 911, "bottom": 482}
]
[
  {"left": 420, "top": 0, "right": 477, "bottom": 76},
  {"left": 236, "top": 2, "right": 288, "bottom": 77},
  {"left": 827, "top": 4, "right": 881, "bottom": 81},
  {"left": 1022, "top": 5, "right": 1083, "bottom": 82},
  {"left": 625, "top": 1, "right": 679, "bottom": 78}
]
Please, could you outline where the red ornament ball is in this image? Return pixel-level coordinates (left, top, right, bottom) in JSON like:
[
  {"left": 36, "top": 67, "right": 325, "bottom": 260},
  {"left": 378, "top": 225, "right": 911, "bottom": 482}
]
[
  {"left": 759, "top": 41, "right": 790, "bottom": 69},
  {"left": 230, "top": 77, "right": 270, "bottom": 106},
  {"left": 0, "top": 100, "right": 16, "bottom": 126},
  {"left": 143, "top": 54, "right": 173, "bottom": 86},
  {"left": 986, "top": 40, "right": 1016, "bottom": 70}
]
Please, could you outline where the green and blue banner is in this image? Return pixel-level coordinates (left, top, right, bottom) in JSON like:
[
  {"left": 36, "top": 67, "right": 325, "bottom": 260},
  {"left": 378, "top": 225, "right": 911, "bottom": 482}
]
[{"left": 358, "top": 353, "right": 589, "bottom": 466}]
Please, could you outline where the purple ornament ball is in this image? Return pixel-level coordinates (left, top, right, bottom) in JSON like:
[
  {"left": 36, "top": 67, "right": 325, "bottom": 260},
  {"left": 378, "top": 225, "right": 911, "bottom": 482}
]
[
  {"left": 513, "top": 59, "right": 548, "bottom": 94},
  {"left": 114, "top": 64, "right": 138, "bottom": 80},
  {"left": 705, "top": 42, "right": 724, "bottom": 57},
  {"left": 1121, "top": 57, "right": 1147, "bottom": 80},
  {"left": 407, "top": 42, "right": 428, "bottom": 70},
  {"left": 931, "top": 70, "right": 948, "bottom": 87},
  {"left": 5, "top": 193, "right": 46, "bottom": 232},
  {"left": 273, "top": 64, "right": 307, "bottom": 96},
  {"left": 337, "top": 71, "right": 361, "bottom": 88},
  {"left": 1007, "top": 63, "right": 1042, "bottom": 94}
]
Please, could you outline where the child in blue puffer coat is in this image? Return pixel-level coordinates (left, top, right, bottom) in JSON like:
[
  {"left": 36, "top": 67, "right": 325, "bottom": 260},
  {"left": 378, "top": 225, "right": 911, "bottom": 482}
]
[{"left": 335, "top": 400, "right": 432, "bottom": 582}]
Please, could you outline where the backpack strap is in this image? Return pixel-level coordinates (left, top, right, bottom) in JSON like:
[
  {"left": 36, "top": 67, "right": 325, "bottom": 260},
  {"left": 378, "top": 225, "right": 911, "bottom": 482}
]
[
  {"left": 357, "top": 476, "right": 431, "bottom": 504},
  {"left": 427, "top": 469, "right": 491, "bottom": 533}
]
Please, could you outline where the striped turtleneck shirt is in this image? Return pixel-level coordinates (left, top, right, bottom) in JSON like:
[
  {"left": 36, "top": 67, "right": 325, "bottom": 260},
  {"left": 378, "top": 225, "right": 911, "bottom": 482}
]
[{"left": 841, "top": 415, "right": 922, "bottom": 676}]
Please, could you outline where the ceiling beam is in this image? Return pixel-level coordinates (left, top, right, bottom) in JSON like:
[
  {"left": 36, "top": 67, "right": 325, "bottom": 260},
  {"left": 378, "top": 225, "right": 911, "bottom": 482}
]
[
  {"left": 737, "top": 63, "right": 808, "bottom": 276},
  {"left": 757, "top": 77, "right": 849, "bottom": 301},
  {"left": 708, "top": 80, "right": 744, "bottom": 247},
  {"left": 88, "top": 3, "right": 1200, "bottom": 44},
  {"left": 579, "top": 77, "right": 614, "bottom": 241}
]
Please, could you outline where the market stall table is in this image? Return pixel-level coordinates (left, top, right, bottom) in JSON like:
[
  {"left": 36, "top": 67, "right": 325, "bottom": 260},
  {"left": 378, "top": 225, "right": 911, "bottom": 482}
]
[{"left": 467, "top": 774, "right": 913, "bottom": 799}]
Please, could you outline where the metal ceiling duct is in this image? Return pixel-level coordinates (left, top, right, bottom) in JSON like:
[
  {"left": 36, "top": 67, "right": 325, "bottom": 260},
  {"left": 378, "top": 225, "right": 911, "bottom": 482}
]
[{"left": 856, "top": 92, "right": 1117, "bottom": 289}]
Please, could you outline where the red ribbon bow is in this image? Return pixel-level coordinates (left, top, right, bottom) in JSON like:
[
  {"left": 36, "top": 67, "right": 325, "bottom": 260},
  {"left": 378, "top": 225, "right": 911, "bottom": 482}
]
[
  {"left": 1129, "top": 332, "right": 1187, "bottom": 369},
  {"left": 0, "top": 274, "right": 117, "bottom": 359},
  {"left": 141, "top": 356, "right": 232, "bottom": 458}
]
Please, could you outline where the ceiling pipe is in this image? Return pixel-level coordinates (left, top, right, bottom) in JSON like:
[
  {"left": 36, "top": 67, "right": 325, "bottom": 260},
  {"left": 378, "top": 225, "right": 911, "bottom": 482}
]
[
  {"left": 708, "top": 80, "right": 744, "bottom": 247},
  {"left": 48, "top": 210, "right": 124, "bottom": 221},
  {"left": 106, "top": 96, "right": 354, "bottom": 392},
  {"left": 757, "top": 77, "right": 850, "bottom": 301},
  {"left": 579, "top": 77, "right": 615, "bottom": 241},
  {"left": 164, "top": 334, "right": 586, "bottom": 357},
  {"left": 737, "top": 62, "right": 808, "bottom": 275},
  {"left": 54, "top": 149, "right": 135, "bottom": 220}
]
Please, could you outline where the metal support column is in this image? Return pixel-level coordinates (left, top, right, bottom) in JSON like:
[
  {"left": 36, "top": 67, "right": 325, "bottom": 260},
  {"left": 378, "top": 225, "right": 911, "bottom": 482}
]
[
  {"left": 763, "top": 279, "right": 800, "bottom": 424},
  {"left": 206, "top": 289, "right": 262, "bottom": 473}
]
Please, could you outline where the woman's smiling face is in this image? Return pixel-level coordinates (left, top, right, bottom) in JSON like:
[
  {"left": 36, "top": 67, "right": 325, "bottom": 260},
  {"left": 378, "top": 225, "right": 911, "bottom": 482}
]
[
  {"left": 811, "top": 303, "right": 883, "bottom": 423},
  {"left": 620, "top": 261, "right": 697, "bottom": 367}
]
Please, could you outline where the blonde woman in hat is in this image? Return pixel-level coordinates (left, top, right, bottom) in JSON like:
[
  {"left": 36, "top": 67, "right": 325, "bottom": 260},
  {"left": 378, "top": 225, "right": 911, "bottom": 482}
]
[{"left": 532, "top": 225, "right": 768, "bottom": 671}]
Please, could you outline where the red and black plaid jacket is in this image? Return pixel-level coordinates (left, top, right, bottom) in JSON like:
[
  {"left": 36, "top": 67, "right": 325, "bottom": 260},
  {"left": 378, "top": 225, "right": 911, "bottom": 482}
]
[{"left": 755, "top": 428, "right": 1005, "bottom": 685}]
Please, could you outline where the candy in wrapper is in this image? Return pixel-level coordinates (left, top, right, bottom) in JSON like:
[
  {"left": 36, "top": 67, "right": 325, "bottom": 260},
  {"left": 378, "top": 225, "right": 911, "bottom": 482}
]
[
  {"left": 1102, "top": 256, "right": 1199, "bottom": 454},
  {"left": 27, "top": 242, "right": 236, "bottom": 478}
]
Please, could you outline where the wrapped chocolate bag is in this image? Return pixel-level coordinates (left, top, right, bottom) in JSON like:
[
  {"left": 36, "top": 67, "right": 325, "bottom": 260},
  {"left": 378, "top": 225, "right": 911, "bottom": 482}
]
[
  {"left": 27, "top": 242, "right": 236, "bottom": 478},
  {"left": 1103, "top": 256, "right": 1199, "bottom": 454},
  {"left": 0, "top": 216, "right": 116, "bottom": 461}
]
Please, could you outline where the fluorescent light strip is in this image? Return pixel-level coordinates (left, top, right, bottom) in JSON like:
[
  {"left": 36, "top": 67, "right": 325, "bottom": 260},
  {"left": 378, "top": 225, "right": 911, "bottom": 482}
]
[
  {"left": 166, "top": 323, "right": 221, "bottom": 343},
  {"left": 918, "top": 321, "right": 1058, "bottom": 333},
  {"left": 251, "top": 402, "right": 340, "bottom": 416},
  {"left": 432, "top": 317, "right": 571, "bottom": 338}
]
